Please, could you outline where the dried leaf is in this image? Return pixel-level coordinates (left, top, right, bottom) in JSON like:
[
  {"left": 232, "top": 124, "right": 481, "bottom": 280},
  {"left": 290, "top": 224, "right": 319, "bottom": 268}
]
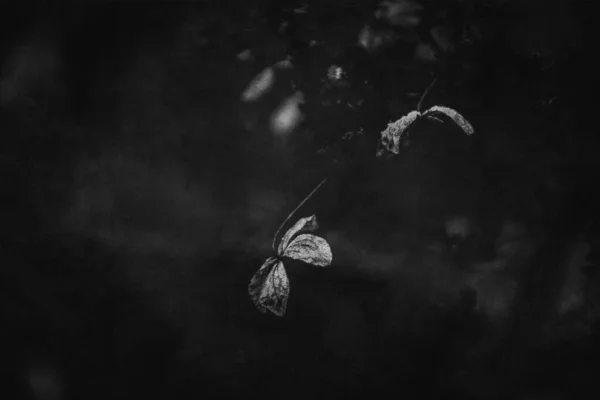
[
  {"left": 277, "top": 215, "right": 319, "bottom": 255},
  {"left": 241, "top": 66, "right": 275, "bottom": 102},
  {"left": 423, "top": 106, "right": 474, "bottom": 135},
  {"left": 249, "top": 213, "right": 332, "bottom": 317},
  {"left": 377, "top": 110, "right": 421, "bottom": 157},
  {"left": 283, "top": 234, "right": 333, "bottom": 267},
  {"left": 248, "top": 257, "right": 290, "bottom": 316},
  {"left": 248, "top": 257, "right": 278, "bottom": 313}
]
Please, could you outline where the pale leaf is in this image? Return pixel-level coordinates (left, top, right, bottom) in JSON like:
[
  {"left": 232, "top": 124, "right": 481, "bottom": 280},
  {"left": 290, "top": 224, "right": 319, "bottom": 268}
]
[
  {"left": 241, "top": 67, "right": 275, "bottom": 102},
  {"left": 251, "top": 259, "right": 290, "bottom": 317},
  {"left": 377, "top": 110, "right": 421, "bottom": 157},
  {"left": 237, "top": 49, "right": 253, "bottom": 62},
  {"left": 423, "top": 105, "right": 474, "bottom": 135},
  {"left": 269, "top": 92, "right": 304, "bottom": 137},
  {"left": 248, "top": 257, "right": 279, "bottom": 314},
  {"left": 277, "top": 215, "right": 319, "bottom": 255},
  {"left": 294, "top": 4, "right": 308, "bottom": 14},
  {"left": 414, "top": 42, "right": 438, "bottom": 63},
  {"left": 375, "top": 0, "right": 423, "bottom": 28},
  {"left": 283, "top": 234, "right": 333, "bottom": 267},
  {"left": 274, "top": 59, "right": 293, "bottom": 69}
]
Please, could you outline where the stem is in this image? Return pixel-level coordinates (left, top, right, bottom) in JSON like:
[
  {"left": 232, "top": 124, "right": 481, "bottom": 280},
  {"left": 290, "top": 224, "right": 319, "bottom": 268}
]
[
  {"left": 272, "top": 177, "right": 328, "bottom": 251},
  {"left": 417, "top": 69, "right": 443, "bottom": 112}
]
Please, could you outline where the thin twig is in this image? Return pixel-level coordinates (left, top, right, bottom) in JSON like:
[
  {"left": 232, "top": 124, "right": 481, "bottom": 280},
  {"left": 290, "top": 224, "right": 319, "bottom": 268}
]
[
  {"left": 417, "top": 70, "right": 442, "bottom": 112},
  {"left": 272, "top": 177, "right": 328, "bottom": 251}
]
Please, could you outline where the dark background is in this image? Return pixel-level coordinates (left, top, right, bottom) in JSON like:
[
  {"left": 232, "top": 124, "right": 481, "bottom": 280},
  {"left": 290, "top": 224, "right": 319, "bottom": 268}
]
[{"left": 1, "top": 0, "right": 599, "bottom": 399}]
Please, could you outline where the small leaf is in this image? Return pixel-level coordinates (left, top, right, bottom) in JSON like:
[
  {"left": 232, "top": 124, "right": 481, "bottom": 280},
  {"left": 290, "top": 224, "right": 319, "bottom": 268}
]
[
  {"left": 248, "top": 257, "right": 279, "bottom": 313},
  {"left": 377, "top": 110, "right": 421, "bottom": 157},
  {"left": 274, "top": 59, "right": 293, "bottom": 69},
  {"left": 237, "top": 49, "right": 253, "bottom": 62},
  {"left": 327, "top": 65, "right": 346, "bottom": 83},
  {"left": 414, "top": 42, "right": 438, "bottom": 63},
  {"left": 248, "top": 258, "right": 290, "bottom": 317},
  {"left": 430, "top": 25, "right": 455, "bottom": 54},
  {"left": 294, "top": 4, "right": 308, "bottom": 13},
  {"left": 241, "top": 67, "right": 275, "bottom": 102},
  {"left": 423, "top": 106, "right": 474, "bottom": 135},
  {"left": 269, "top": 92, "right": 304, "bottom": 137},
  {"left": 283, "top": 234, "right": 333, "bottom": 267},
  {"left": 277, "top": 215, "right": 319, "bottom": 255},
  {"left": 375, "top": 0, "right": 423, "bottom": 28}
]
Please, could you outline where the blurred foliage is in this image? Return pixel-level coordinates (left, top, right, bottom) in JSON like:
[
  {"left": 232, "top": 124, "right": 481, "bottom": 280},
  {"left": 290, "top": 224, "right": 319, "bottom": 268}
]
[{"left": 1, "top": 0, "right": 598, "bottom": 399}]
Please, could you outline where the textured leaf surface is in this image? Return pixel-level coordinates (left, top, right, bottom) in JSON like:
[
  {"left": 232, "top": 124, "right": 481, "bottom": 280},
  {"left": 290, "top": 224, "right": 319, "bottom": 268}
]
[
  {"left": 283, "top": 234, "right": 333, "bottom": 267},
  {"left": 248, "top": 257, "right": 278, "bottom": 313},
  {"left": 249, "top": 215, "right": 332, "bottom": 317},
  {"left": 277, "top": 215, "right": 319, "bottom": 255},
  {"left": 423, "top": 106, "right": 474, "bottom": 135},
  {"left": 377, "top": 110, "right": 421, "bottom": 157},
  {"left": 248, "top": 257, "right": 290, "bottom": 316}
]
